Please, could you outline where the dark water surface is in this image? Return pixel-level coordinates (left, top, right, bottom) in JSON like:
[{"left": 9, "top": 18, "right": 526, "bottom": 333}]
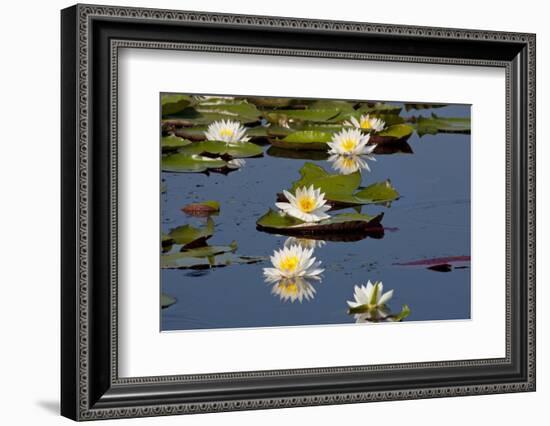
[{"left": 161, "top": 104, "right": 471, "bottom": 331}]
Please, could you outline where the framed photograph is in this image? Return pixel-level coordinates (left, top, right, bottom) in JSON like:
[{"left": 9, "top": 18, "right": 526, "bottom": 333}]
[{"left": 61, "top": 4, "right": 536, "bottom": 421}]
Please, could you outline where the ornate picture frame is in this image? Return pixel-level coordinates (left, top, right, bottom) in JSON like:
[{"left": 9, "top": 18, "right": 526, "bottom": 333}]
[{"left": 61, "top": 4, "right": 535, "bottom": 421}]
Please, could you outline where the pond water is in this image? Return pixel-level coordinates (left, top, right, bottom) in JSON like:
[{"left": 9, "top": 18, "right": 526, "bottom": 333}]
[{"left": 161, "top": 103, "right": 471, "bottom": 331}]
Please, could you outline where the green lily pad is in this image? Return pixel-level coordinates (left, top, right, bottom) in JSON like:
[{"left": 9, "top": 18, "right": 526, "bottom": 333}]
[
  {"left": 286, "top": 163, "right": 399, "bottom": 206},
  {"left": 404, "top": 103, "right": 447, "bottom": 111},
  {"left": 266, "top": 146, "right": 330, "bottom": 161},
  {"left": 270, "top": 131, "right": 333, "bottom": 150},
  {"left": 354, "top": 180, "right": 400, "bottom": 204},
  {"left": 266, "top": 109, "right": 341, "bottom": 125},
  {"left": 179, "top": 241, "right": 237, "bottom": 258},
  {"left": 161, "top": 135, "right": 192, "bottom": 150},
  {"left": 246, "top": 97, "right": 297, "bottom": 108},
  {"left": 167, "top": 218, "right": 214, "bottom": 247},
  {"left": 415, "top": 114, "right": 471, "bottom": 136},
  {"left": 195, "top": 101, "right": 261, "bottom": 122},
  {"left": 371, "top": 124, "right": 414, "bottom": 143},
  {"left": 256, "top": 209, "right": 384, "bottom": 238},
  {"left": 181, "top": 200, "right": 220, "bottom": 215},
  {"left": 161, "top": 94, "right": 192, "bottom": 116},
  {"left": 176, "top": 140, "right": 264, "bottom": 159},
  {"left": 161, "top": 293, "right": 177, "bottom": 309},
  {"left": 161, "top": 251, "right": 264, "bottom": 269},
  {"left": 356, "top": 102, "right": 402, "bottom": 115},
  {"left": 162, "top": 153, "right": 227, "bottom": 173},
  {"left": 307, "top": 100, "right": 356, "bottom": 113}
]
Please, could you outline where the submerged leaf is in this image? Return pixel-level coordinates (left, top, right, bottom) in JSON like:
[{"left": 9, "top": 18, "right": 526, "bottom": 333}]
[
  {"left": 161, "top": 252, "right": 264, "bottom": 269},
  {"left": 161, "top": 293, "right": 177, "bottom": 309},
  {"left": 181, "top": 200, "right": 220, "bottom": 215}
]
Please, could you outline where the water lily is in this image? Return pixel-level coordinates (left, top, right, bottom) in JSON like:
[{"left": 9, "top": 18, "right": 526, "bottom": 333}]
[
  {"left": 344, "top": 114, "right": 386, "bottom": 133},
  {"left": 284, "top": 237, "right": 326, "bottom": 250},
  {"left": 270, "top": 277, "right": 317, "bottom": 303},
  {"left": 347, "top": 280, "right": 393, "bottom": 322},
  {"left": 327, "top": 128, "right": 375, "bottom": 157},
  {"left": 263, "top": 244, "right": 324, "bottom": 282},
  {"left": 328, "top": 153, "right": 375, "bottom": 174},
  {"left": 204, "top": 119, "right": 250, "bottom": 143},
  {"left": 275, "top": 185, "right": 331, "bottom": 223}
]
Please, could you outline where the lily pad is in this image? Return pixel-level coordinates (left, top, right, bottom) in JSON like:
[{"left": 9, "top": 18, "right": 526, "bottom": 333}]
[
  {"left": 161, "top": 135, "right": 192, "bottom": 151},
  {"left": 414, "top": 114, "right": 471, "bottom": 136},
  {"left": 161, "top": 94, "right": 192, "bottom": 116},
  {"left": 162, "top": 153, "right": 227, "bottom": 173},
  {"left": 286, "top": 163, "right": 400, "bottom": 206},
  {"left": 195, "top": 101, "right": 261, "bottom": 122},
  {"left": 161, "top": 252, "right": 264, "bottom": 269},
  {"left": 270, "top": 131, "right": 333, "bottom": 150},
  {"left": 167, "top": 218, "right": 214, "bottom": 247},
  {"left": 266, "top": 109, "right": 341, "bottom": 125},
  {"left": 181, "top": 200, "right": 220, "bottom": 215},
  {"left": 356, "top": 102, "right": 402, "bottom": 115},
  {"left": 370, "top": 124, "right": 414, "bottom": 143},
  {"left": 256, "top": 209, "right": 384, "bottom": 239},
  {"left": 178, "top": 241, "right": 237, "bottom": 258},
  {"left": 404, "top": 103, "right": 447, "bottom": 111},
  {"left": 354, "top": 180, "right": 400, "bottom": 204},
  {"left": 161, "top": 293, "right": 177, "bottom": 309},
  {"left": 266, "top": 146, "right": 330, "bottom": 161},
  {"left": 176, "top": 141, "right": 264, "bottom": 159}
]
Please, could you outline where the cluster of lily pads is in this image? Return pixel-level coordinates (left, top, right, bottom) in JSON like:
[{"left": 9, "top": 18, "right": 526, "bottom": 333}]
[{"left": 160, "top": 94, "right": 471, "bottom": 322}]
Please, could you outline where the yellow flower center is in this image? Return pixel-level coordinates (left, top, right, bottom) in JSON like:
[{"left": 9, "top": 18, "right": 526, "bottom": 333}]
[
  {"left": 341, "top": 138, "right": 357, "bottom": 152},
  {"left": 360, "top": 119, "right": 372, "bottom": 129},
  {"left": 279, "top": 255, "right": 299, "bottom": 272},
  {"left": 341, "top": 157, "right": 355, "bottom": 168},
  {"left": 297, "top": 196, "right": 316, "bottom": 213},
  {"left": 219, "top": 128, "right": 234, "bottom": 138},
  {"left": 280, "top": 281, "right": 298, "bottom": 295}
]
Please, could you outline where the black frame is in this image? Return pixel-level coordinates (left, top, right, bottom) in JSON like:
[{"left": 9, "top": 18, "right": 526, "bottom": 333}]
[{"left": 61, "top": 4, "right": 536, "bottom": 421}]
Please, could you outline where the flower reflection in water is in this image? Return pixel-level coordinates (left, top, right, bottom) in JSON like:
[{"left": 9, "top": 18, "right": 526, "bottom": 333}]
[
  {"left": 263, "top": 243, "right": 324, "bottom": 303},
  {"left": 284, "top": 237, "right": 326, "bottom": 250},
  {"left": 347, "top": 280, "right": 410, "bottom": 323},
  {"left": 270, "top": 277, "right": 319, "bottom": 303},
  {"left": 328, "top": 154, "right": 375, "bottom": 175}
]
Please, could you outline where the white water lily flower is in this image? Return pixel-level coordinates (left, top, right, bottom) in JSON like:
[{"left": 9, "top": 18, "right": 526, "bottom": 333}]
[
  {"left": 204, "top": 119, "right": 250, "bottom": 143},
  {"left": 347, "top": 280, "right": 394, "bottom": 322},
  {"left": 327, "top": 128, "right": 375, "bottom": 157},
  {"left": 284, "top": 237, "right": 326, "bottom": 250},
  {"left": 263, "top": 244, "right": 324, "bottom": 282},
  {"left": 344, "top": 114, "right": 386, "bottom": 133},
  {"left": 275, "top": 185, "right": 331, "bottom": 223},
  {"left": 328, "top": 154, "right": 375, "bottom": 174},
  {"left": 270, "top": 277, "right": 317, "bottom": 303}
]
